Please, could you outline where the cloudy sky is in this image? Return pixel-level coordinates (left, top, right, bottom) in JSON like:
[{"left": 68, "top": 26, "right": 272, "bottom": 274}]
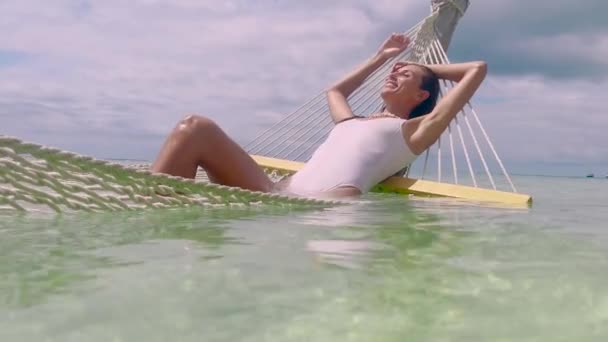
[{"left": 1, "top": 0, "right": 607, "bottom": 176}]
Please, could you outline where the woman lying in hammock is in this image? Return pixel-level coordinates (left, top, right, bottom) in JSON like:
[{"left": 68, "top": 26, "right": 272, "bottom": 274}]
[{"left": 151, "top": 33, "right": 487, "bottom": 198}]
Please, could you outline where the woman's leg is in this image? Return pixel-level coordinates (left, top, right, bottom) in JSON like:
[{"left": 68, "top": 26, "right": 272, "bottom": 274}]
[{"left": 151, "top": 114, "right": 273, "bottom": 192}]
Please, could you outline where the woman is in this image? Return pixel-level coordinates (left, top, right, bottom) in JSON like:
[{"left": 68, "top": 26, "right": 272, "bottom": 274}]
[{"left": 151, "top": 33, "right": 487, "bottom": 198}]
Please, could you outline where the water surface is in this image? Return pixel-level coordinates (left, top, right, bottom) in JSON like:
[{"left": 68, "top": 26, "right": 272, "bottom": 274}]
[{"left": 1, "top": 175, "right": 608, "bottom": 341}]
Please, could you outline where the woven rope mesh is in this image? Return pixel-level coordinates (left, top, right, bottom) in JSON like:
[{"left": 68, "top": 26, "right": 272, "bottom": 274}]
[{"left": 0, "top": 137, "right": 337, "bottom": 214}]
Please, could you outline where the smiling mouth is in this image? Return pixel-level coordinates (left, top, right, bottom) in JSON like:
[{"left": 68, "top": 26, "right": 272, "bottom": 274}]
[{"left": 385, "top": 77, "right": 397, "bottom": 88}]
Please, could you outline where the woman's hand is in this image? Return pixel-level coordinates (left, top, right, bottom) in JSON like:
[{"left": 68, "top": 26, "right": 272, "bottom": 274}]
[{"left": 378, "top": 33, "right": 410, "bottom": 59}]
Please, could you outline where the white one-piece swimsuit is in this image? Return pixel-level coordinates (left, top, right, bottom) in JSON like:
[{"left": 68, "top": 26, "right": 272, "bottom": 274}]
[{"left": 284, "top": 117, "right": 418, "bottom": 196}]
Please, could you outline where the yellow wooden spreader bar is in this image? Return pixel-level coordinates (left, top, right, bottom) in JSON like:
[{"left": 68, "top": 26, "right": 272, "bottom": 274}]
[{"left": 251, "top": 155, "right": 532, "bottom": 207}]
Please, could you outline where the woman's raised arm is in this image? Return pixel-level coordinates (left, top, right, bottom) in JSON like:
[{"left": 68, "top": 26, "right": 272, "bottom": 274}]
[
  {"left": 326, "top": 33, "right": 410, "bottom": 124},
  {"left": 405, "top": 61, "right": 487, "bottom": 154}
]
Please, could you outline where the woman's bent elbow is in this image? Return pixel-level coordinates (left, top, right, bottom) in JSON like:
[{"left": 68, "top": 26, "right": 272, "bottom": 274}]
[
  {"left": 326, "top": 87, "right": 344, "bottom": 97},
  {"left": 474, "top": 61, "right": 488, "bottom": 73}
]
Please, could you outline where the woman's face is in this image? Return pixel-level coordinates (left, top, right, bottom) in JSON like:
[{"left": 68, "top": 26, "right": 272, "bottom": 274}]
[{"left": 381, "top": 62, "right": 428, "bottom": 107}]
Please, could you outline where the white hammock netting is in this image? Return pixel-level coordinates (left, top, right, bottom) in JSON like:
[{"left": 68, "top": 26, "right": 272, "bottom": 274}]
[
  {"left": 0, "top": 0, "right": 530, "bottom": 213},
  {"left": 0, "top": 137, "right": 338, "bottom": 213}
]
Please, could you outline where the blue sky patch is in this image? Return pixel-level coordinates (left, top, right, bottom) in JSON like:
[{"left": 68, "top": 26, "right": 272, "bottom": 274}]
[{"left": 0, "top": 50, "right": 29, "bottom": 68}]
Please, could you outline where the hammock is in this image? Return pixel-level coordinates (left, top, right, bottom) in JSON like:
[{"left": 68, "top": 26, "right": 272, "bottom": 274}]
[
  {"left": 0, "top": 137, "right": 337, "bottom": 213},
  {"left": 246, "top": 0, "right": 532, "bottom": 206},
  {"left": 0, "top": 0, "right": 531, "bottom": 213}
]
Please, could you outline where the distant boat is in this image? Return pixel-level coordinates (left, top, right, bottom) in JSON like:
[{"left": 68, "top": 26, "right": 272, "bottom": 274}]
[{"left": 586, "top": 173, "right": 595, "bottom": 178}]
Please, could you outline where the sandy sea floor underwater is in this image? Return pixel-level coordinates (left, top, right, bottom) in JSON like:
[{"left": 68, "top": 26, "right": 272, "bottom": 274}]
[{"left": 1, "top": 174, "right": 608, "bottom": 341}]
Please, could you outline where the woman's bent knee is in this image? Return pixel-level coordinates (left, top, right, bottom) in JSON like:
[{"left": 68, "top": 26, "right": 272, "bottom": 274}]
[
  {"left": 174, "top": 114, "right": 222, "bottom": 141},
  {"left": 178, "top": 114, "right": 217, "bottom": 131}
]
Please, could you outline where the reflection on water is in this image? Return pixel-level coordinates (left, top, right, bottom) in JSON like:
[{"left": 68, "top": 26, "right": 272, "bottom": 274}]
[
  {"left": 307, "top": 239, "right": 389, "bottom": 269},
  {"left": 1, "top": 176, "right": 608, "bottom": 341}
]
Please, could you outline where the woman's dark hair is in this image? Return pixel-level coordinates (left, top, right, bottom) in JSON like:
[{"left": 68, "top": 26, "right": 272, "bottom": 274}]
[{"left": 409, "top": 65, "right": 440, "bottom": 119}]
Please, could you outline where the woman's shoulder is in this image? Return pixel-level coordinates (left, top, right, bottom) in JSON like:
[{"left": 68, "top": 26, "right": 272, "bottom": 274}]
[{"left": 335, "top": 115, "right": 365, "bottom": 124}]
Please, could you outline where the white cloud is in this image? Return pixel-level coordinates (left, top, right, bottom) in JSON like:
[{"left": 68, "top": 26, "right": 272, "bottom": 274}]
[
  {"left": 517, "top": 33, "right": 608, "bottom": 67},
  {"left": 473, "top": 74, "right": 608, "bottom": 163},
  {"left": 0, "top": 1, "right": 386, "bottom": 151}
]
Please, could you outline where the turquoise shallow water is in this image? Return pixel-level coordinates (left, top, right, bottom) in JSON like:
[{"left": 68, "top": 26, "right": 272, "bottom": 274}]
[{"left": 1, "top": 175, "right": 608, "bottom": 341}]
